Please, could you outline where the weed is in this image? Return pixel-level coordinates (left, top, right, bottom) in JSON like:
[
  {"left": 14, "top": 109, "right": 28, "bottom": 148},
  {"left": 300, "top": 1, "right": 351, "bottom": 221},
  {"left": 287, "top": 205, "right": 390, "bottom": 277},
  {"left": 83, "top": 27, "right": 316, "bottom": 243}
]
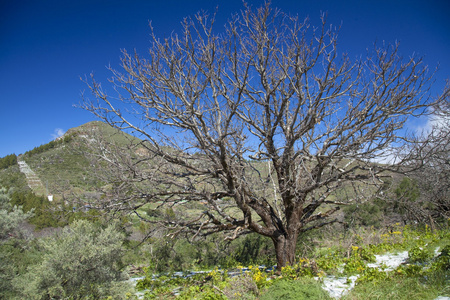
[{"left": 260, "top": 278, "right": 331, "bottom": 300}]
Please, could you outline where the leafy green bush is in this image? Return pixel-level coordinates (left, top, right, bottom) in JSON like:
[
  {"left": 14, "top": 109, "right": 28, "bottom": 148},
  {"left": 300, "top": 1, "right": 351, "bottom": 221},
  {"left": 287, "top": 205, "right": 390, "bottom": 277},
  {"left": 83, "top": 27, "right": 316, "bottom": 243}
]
[
  {"left": 14, "top": 220, "right": 132, "bottom": 299},
  {"left": 233, "top": 234, "right": 274, "bottom": 267},
  {"left": 394, "top": 177, "right": 420, "bottom": 203},
  {"left": 393, "top": 177, "right": 421, "bottom": 223},
  {"left": 408, "top": 245, "right": 431, "bottom": 263},
  {"left": 10, "top": 190, "right": 64, "bottom": 229},
  {"left": 0, "top": 188, "right": 33, "bottom": 298},
  {"left": 0, "top": 188, "right": 33, "bottom": 241},
  {"left": 260, "top": 278, "right": 331, "bottom": 300},
  {"left": 433, "top": 244, "right": 450, "bottom": 271},
  {"left": 316, "top": 248, "right": 344, "bottom": 272},
  {"left": 357, "top": 267, "right": 390, "bottom": 283},
  {"left": 343, "top": 198, "right": 387, "bottom": 228}
]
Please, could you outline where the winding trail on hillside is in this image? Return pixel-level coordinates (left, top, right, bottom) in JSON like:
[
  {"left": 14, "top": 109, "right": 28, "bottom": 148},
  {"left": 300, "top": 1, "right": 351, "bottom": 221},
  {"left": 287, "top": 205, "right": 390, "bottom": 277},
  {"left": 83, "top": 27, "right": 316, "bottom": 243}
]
[{"left": 17, "top": 157, "right": 46, "bottom": 196}]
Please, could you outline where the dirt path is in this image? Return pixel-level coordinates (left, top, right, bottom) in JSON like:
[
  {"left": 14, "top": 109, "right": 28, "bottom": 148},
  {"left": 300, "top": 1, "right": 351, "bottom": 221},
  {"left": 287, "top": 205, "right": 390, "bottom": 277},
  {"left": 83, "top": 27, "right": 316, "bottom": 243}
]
[{"left": 17, "top": 158, "right": 46, "bottom": 196}]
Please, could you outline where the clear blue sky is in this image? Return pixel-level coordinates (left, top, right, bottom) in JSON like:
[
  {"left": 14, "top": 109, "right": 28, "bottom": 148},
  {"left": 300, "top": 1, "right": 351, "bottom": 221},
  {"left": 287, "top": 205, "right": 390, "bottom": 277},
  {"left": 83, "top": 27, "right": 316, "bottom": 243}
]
[{"left": 1, "top": 0, "right": 449, "bottom": 157}]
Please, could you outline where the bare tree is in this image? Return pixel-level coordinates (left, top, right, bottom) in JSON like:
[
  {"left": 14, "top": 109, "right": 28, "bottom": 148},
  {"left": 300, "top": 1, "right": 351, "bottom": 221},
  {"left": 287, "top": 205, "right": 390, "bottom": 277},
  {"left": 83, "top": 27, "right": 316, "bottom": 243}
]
[
  {"left": 399, "top": 83, "right": 450, "bottom": 225},
  {"left": 81, "top": 3, "right": 447, "bottom": 268}
]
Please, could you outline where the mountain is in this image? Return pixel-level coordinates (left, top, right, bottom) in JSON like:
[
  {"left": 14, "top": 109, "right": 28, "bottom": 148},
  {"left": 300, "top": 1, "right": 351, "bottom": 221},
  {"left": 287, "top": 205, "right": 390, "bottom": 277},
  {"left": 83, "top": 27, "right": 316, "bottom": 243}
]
[{"left": 0, "top": 121, "right": 140, "bottom": 203}]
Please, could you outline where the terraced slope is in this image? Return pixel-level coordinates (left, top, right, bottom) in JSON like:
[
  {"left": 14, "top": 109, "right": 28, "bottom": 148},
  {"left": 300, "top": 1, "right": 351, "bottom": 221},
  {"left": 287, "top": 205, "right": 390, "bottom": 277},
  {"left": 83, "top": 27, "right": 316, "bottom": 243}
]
[{"left": 17, "top": 158, "right": 46, "bottom": 196}]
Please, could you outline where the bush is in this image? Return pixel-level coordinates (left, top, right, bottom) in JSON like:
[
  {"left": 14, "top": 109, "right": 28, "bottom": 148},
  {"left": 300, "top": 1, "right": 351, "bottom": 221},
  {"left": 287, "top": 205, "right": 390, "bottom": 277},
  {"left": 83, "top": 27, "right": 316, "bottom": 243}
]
[
  {"left": 223, "top": 274, "right": 259, "bottom": 299},
  {"left": 408, "top": 245, "right": 431, "bottom": 263},
  {"left": 0, "top": 154, "right": 17, "bottom": 170},
  {"left": 0, "top": 188, "right": 33, "bottom": 242},
  {"left": 0, "top": 188, "right": 33, "bottom": 298},
  {"left": 10, "top": 190, "right": 64, "bottom": 229},
  {"left": 343, "top": 198, "right": 387, "bottom": 228},
  {"left": 260, "top": 278, "right": 331, "bottom": 300},
  {"left": 14, "top": 220, "right": 132, "bottom": 299},
  {"left": 434, "top": 244, "right": 450, "bottom": 271},
  {"left": 233, "top": 234, "right": 274, "bottom": 267}
]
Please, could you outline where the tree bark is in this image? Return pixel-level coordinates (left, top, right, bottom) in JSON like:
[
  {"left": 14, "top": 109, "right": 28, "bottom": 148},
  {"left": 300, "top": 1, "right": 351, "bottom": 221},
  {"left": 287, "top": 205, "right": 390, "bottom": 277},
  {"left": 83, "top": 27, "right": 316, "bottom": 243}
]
[{"left": 273, "top": 232, "right": 299, "bottom": 270}]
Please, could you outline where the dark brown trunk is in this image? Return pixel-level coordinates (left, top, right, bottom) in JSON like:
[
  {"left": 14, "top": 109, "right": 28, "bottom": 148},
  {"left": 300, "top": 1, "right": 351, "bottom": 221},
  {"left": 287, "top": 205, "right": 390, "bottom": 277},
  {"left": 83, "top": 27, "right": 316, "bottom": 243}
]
[{"left": 273, "top": 233, "right": 298, "bottom": 271}]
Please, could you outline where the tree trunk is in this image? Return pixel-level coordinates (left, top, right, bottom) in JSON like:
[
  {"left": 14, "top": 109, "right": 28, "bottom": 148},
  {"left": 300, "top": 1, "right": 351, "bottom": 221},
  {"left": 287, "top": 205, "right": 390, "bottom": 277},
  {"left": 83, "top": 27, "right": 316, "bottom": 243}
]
[{"left": 273, "top": 233, "right": 298, "bottom": 271}]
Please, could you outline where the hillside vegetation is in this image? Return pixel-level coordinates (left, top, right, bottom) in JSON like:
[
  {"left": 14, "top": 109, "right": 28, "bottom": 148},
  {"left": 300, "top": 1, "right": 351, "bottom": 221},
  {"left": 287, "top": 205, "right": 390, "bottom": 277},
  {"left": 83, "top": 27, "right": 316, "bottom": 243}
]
[{"left": 0, "top": 120, "right": 448, "bottom": 299}]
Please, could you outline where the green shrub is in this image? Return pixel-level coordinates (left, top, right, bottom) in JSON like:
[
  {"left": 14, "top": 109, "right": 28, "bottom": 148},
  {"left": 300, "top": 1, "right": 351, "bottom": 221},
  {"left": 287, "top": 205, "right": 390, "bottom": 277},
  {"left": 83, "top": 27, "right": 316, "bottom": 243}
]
[
  {"left": 316, "top": 248, "right": 344, "bottom": 272},
  {"left": 260, "top": 278, "right": 330, "bottom": 300},
  {"left": 233, "top": 234, "right": 274, "bottom": 267},
  {"left": 14, "top": 220, "right": 132, "bottom": 299},
  {"left": 343, "top": 198, "right": 387, "bottom": 228},
  {"left": 0, "top": 188, "right": 33, "bottom": 298},
  {"left": 10, "top": 190, "right": 64, "bottom": 229},
  {"left": 408, "top": 245, "right": 431, "bottom": 263},
  {"left": 433, "top": 244, "right": 450, "bottom": 271},
  {"left": 357, "top": 267, "right": 390, "bottom": 283}
]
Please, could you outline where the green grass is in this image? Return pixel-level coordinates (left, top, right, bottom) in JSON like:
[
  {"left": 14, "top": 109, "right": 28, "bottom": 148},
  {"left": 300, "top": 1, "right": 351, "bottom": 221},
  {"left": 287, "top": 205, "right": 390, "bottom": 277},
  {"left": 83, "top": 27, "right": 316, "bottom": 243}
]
[
  {"left": 260, "top": 277, "right": 331, "bottom": 300},
  {"left": 342, "top": 272, "right": 449, "bottom": 300}
]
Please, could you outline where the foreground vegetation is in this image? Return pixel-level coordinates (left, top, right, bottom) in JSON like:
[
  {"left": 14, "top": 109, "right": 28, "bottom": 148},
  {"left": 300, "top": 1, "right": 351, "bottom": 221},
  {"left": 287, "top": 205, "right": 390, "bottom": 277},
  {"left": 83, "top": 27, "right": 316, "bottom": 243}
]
[
  {"left": 0, "top": 117, "right": 447, "bottom": 299},
  {"left": 0, "top": 177, "right": 448, "bottom": 299},
  {"left": 133, "top": 224, "right": 449, "bottom": 299},
  {"left": 0, "top": 144, "right": 448, "bottom": 299}
]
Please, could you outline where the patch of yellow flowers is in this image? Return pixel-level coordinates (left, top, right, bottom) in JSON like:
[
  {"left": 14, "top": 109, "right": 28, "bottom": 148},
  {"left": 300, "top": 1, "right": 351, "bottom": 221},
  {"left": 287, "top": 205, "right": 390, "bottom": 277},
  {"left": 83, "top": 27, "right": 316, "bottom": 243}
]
[{"left": 248, "top": 265, "right": 268, "bottom": 288}]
